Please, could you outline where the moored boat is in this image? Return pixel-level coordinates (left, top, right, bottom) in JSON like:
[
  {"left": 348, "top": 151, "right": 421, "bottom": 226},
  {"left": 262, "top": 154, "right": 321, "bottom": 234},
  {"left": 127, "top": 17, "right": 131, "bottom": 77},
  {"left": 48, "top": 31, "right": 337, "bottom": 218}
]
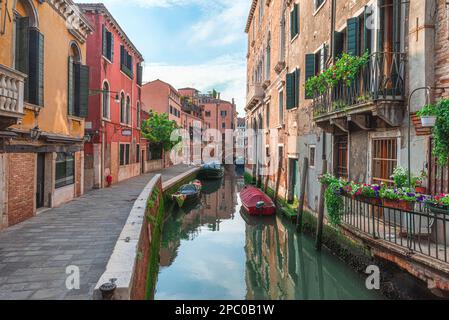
[
  {"left": 198, "top": 161, "right": 224, "bottom": 179},
  {"left": 172, "top": 180, "right": 202, "bottom": 207},
  {"left": 239, "top": 185, "right": 276, "bottom": 216}
]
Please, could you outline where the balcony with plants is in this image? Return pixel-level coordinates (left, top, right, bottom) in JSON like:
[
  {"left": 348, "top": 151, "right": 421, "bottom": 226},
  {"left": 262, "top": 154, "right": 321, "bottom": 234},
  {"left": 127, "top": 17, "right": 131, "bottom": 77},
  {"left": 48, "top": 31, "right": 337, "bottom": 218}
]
[{"left": 306, "top": 52, "right": 406, "bottom": 133}]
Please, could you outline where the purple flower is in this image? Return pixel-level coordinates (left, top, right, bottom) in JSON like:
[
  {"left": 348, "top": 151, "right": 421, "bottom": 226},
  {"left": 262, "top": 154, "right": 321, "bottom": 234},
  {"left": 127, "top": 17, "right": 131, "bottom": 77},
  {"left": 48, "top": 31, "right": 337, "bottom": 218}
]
[{"left": 372, "top": 185, "right": 381, "bottom": 191}]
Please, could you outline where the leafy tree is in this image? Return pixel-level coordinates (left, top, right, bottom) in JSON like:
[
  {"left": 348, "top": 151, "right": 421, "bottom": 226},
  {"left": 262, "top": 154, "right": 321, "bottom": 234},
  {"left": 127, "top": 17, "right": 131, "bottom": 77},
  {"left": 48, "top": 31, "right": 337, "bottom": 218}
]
[{"left": 141, "top": 111, "right": 180, "bottom": 151}]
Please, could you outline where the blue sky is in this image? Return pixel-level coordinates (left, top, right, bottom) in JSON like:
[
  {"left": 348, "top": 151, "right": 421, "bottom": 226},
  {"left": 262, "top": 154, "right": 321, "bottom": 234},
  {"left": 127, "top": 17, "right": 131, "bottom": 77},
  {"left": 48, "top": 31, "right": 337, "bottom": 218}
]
[{"left": 80, "top": 0, "right": 250, "bottom": 114}]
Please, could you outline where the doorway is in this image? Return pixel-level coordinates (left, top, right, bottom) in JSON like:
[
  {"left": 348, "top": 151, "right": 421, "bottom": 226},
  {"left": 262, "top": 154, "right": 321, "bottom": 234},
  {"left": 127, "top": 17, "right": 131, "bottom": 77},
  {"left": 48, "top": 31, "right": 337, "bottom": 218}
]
[
  {"left": 36, "top": 153, "right": 45, "bottom": 209},
  {"left": 288, "top": 158, "right": 299, "bottom": 203},
  {"left": 141, "top": 150, "right": 145, "bottom": 174}
]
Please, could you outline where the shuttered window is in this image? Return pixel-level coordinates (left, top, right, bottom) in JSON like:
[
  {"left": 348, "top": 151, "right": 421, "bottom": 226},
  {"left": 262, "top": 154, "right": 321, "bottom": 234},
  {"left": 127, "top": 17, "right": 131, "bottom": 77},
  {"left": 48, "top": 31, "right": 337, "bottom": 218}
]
[
  {"left": 15, "top": 17, "right": 30, "bottom": 101},
  {"left": 347, "top": 17, "right": 360, "bottom": 56},
  {"left": 136, "top": 63, "right": 143, "bottom": 86},
  {"left": 305, "top": 54, "right": 316, "bottom": 99},
  {"left": 333, "top": 31, "right": 344, "bottom": 59},
  {"left": 120, "top": 45, "right": 134, "bottom": 78},
  {"left": 286, "top": 69, "right": 299, "bottom": 110},
  {"left": 102, "top": 25, "right": 114, "bottom": 62},
  {"left": 74, "top": 64, "right": 89, "bottom": 118},
  {"left": 28, "top": 29, "right": 44, "bottom": 107},
  {"left": 290, "top": 4, "right": 299, "bottom": 39},
  {"left": 68, "top": 57, "right": 74, "bottom": 115}
]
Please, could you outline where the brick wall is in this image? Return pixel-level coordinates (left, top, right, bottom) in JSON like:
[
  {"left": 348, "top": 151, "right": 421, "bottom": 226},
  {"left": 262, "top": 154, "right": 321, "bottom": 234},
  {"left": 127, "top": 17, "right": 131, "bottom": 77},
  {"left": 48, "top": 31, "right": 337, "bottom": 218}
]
[
  {"left": 7, "top": 153, "right": 35, "bottom": 226},
  {"left": 434, "top": 1, "right": 449, "bottom": 99}
]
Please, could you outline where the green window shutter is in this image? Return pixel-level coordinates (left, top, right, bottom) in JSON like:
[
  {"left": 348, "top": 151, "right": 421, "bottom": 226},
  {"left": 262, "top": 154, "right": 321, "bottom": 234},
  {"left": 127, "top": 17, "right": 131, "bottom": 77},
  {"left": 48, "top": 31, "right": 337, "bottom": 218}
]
[
  {"left": 363, "top": 6, "right": 371, "bottom": 54},
  {"left": 392, "top": 0, "right": 400, "bottom": 52},
  {"left": 120, "top": 45, "right": 125, "bottom": 66},
  {"left": 68, "top": 57, "right": 74, "bottom": 115},
  {"left": 102, "top": 25, "right": 107, "bottom": 57},
  {"left": 295, "top": 4, "right": 299, "bottom": 36},
  {"left": 294, "top": 68, "right": 300, "bottom": 107},
  {"left": 15, "top": 17, "right": 30, "bottom": 101},
  {"left": 110, "top": 32, "right": 114, "bottom": 62},
  {"left": 290, "top": 4, "right": 299, "bottom": 39},
  {"left": 305, "top": 54, "right": 316, "bottom": 99},
  {"left": 137, "top": 64, "right": 143, "bottom": 86},
  {"left": 333, "top": 31, "right": 344, "bottom": 59},
  {"left": 74, "top": 64, "right": 90, "bottom": 118},
  {"left": 346, "top": 17, "right": 360, "bottom": 56},
  {"left": 286, "top": 72, "right": 294, "bottom": 109},
  {"left": 28, "top": 29, "right": 44, "bottom": 106}
]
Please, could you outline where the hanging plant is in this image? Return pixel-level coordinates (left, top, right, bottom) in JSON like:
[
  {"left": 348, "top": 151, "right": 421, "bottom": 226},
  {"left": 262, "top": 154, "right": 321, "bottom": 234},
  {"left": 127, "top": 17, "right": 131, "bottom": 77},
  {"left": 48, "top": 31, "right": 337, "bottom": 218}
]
[
  {"left": 416, "top": 104, "right": 437, "bottom": 127},
  {"left": 432, "top": 98, "right": 449, "bottom": 166},
  {"left": 305, "top": 52, "right": 370, "bottom": 98}
]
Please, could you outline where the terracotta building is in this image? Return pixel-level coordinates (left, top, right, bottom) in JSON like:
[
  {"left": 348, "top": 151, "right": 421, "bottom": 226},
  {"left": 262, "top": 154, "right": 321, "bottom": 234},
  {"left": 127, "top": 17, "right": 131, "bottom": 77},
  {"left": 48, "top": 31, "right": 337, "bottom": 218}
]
[
  {"left": 79, "top": 3, "right": 146, "bottom": 190},
  {"left": 0, "top": 0, "right": 92, "bottom": 228}
]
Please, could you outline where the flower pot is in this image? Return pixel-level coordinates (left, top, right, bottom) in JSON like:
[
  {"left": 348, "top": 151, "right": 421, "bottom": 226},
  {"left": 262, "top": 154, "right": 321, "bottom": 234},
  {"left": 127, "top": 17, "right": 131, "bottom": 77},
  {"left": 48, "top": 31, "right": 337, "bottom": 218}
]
[
  {"left": 358, "top": 196, "right": 381, "bottom": 206},
  {"left": 420, "top": 116, "right": 436, "bottom": 127},
  {"left": 426, "top": 202, "right": 449, "bottom": 215},
  {"left": 415, "top": 186, "right": 427, "bottom": 194},
  {"left": 382, "top": 199, "right": 415, "bottom": 211}
]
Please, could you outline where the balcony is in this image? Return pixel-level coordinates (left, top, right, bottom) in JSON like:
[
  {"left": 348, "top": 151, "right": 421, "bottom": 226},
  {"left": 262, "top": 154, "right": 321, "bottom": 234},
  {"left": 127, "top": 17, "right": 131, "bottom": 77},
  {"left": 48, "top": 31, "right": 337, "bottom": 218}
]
[
  {"left": 246, "top": 83, "right": 264, "bottom": 111},
  {"left": 312, "top": 52, "right": 406, "bottom": 133},
  {"left": 0, "top": 65, "right": 26, "bottom": 130}
]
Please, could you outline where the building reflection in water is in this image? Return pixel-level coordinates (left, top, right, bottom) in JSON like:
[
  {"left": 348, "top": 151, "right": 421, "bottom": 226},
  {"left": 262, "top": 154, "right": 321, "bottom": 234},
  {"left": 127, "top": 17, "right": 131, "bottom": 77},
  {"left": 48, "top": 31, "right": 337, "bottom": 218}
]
[{"left": 157, "top": 168, "right": 379, "bottom": 300}]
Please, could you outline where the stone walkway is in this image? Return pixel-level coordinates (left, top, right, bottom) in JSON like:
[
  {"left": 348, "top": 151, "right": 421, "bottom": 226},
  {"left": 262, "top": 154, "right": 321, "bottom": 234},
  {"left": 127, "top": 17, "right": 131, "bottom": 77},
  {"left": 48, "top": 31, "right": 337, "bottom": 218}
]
[{"left": 0, "top": 164, "right": 196, "bottom": 300}]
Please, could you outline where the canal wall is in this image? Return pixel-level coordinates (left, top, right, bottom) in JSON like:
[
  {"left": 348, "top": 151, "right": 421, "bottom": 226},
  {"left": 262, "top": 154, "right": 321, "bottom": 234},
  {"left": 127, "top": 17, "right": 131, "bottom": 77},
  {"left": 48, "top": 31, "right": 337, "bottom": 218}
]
[{"left": 92, "top": 167, "right": 200, "bottom": 300}]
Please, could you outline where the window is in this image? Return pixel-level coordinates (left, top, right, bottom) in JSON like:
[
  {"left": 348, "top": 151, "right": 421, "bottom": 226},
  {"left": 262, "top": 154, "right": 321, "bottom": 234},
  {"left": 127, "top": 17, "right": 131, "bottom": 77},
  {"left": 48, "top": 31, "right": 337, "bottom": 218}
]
[
  {"left": 335, "top": 136, "right": 348, "bottom": 178},
  {"left": 120, "top": 93, "right": 125, "bottom": 123},
  {"left": 136, "top": 63, "right": 143, "bottom": 86},
  {"left": 278, "top": 90, "right": 284, "bottom": 125},
  {"left": 266, "top": 33, "right": 271, "bottom": 79},
  {"left": 170, "top": 105, "right": 173, "bottom": 114},
  {"left": 68, "top": 43, "right": 89, "bottom": 117},
  {"left": 102, "top": 25, "right": 114, "bottom": 62},
  {"left": 290, "top": 3, "right": 299, "bottom": 39},
  {"left": 266, "top": 103, "right": 270, "bottom": 128},
  {"left": 136, "top": 144, "right": 140, "bottom": 163},
  {"left": 309, "top": 145, "right": 316, "bottom": 167},
  {"left": 372, "top": 138, "right": 398, "bottom": 185},
  {"left": 102, "top": 81, "right": 110, "bottom": 119},
  {"left": 136, "top": 102, "right": 141, "bottom": 128},
  {"left": 221, "top": 110, "right": 227, "bottom": 117},
  {"left": 126, "top": 96, "right": 131, "bottom": 125},
  {"left": 286, "top": 69, "right": 299, "bottom": 109},
  {"left": 55, "top": 152, "right": 75, "bottom": 188},
  {"left": 120, "top": 45, "right": 133, "bottom": 78},
  {"left": 205, "top": 111, "right": 211, "bottom": 117},
  {"left": 15, "top": 16, "right": 44, "bottom": 106},
  {"left": 222, "top": 122, "right": 226, "bottom": 129},
  {"left": 120, "top": 144, "right": 131, "bottom": 166},
  {"left": 304, "top": 45, "right": 327, "bottom": 99}
]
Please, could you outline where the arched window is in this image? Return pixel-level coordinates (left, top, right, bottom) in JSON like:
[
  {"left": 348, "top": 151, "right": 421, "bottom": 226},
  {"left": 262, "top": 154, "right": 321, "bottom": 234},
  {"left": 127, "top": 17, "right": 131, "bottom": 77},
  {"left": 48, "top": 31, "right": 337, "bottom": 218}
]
[
  {"left": 102, "top": 81, "right": 110, "bottom": 119},
  {"left": 126, "top": 96, "right": 131, "bottom": 125},
  {"left": 266, "top": 33, "right": 271, "bottom": 80},
  {"left": 68, "top": 42, "right": 82, "bottom": 115},
  {"left": 120, "top": 92, "right": 125, "bottom": 123},
  {"left": 136, "top": 102, "right": 141, "bottom": 128}
]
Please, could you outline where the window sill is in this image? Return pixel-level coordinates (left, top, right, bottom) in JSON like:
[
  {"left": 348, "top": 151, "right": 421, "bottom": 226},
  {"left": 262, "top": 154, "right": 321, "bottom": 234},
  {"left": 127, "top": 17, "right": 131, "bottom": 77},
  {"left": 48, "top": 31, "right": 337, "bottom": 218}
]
[
  {"left": 102, "top": 56, "right": 112, "bottom": 64},
  {"left": 24, "top": 102, "right": 44, "bottom": 111},
  {"left": 120, "top": 70, "right": 134, "bottom": 81},
  {"left": 313, "top": 1, "right": 327, "bottom": 16},
  {"left": 290, "top": 34, "right": 299, "bottom": 43},
  {"left": 287, "top": 107, "right": 298, "bottom": 112},
  {"left": 68, "top": 115, "right": 84, "bottom": 122},
  {"left": 55, "top": 183, "right": 75, "bottom": 190}
]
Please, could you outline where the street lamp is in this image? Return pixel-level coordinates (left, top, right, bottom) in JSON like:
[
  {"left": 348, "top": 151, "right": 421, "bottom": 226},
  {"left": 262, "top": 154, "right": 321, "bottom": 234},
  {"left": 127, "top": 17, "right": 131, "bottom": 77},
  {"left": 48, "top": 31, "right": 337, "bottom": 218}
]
[{"left": 89, "top": 89, "right": 121, "bottom": 103}]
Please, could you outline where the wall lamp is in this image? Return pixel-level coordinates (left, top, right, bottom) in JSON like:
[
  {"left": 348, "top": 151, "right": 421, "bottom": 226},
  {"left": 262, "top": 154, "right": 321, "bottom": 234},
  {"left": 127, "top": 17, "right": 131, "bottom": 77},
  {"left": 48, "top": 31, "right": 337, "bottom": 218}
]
[
  {"left": 30, "top": 126, "right": 42, "bottom": 141},
  {"left": 89, "top": 89, "right": 120, "bottom": 103}
]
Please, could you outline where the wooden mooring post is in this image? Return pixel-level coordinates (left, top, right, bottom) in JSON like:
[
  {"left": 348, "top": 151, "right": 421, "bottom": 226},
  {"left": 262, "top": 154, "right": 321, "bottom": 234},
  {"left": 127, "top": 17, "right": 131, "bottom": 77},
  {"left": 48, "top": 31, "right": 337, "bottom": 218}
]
[
  {"left": 274, "top": 157, "right": 283, "bottom": 203},
  {"left": 296, "top": 157, "right": 309, "bottom": 232},
  {"left": 316, "top": 133, "right": 327, "bottom": 251}
]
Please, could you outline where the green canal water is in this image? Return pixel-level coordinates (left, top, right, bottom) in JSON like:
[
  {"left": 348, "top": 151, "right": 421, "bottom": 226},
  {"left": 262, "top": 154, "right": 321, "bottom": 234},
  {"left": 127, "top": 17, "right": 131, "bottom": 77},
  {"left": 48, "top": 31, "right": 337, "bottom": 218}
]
[{"left": 154, "top": 168, "right": 382, "bottom": 300}]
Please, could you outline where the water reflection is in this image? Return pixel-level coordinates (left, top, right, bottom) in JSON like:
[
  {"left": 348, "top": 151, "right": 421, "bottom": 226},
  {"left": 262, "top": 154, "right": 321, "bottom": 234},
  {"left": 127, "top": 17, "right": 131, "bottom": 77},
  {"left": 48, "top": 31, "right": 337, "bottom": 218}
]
[{"left": 155, "top": 168, "right": 380, "bottom": 300}]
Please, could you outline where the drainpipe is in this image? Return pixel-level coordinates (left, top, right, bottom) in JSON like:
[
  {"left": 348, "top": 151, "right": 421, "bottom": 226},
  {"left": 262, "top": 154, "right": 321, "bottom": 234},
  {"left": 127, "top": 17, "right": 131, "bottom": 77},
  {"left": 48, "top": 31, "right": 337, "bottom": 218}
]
[{"left": 329, "top": 0, "right": 337, "bottom": 65}]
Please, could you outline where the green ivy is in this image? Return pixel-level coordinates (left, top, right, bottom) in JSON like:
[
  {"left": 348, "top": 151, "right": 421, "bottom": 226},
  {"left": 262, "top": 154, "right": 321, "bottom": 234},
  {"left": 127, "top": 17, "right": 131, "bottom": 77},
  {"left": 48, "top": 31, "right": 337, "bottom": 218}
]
[
  {"left": 305, "top": 52, "right": 370, "bottom": 98},
  {"left": 432, "top": 99, "right": 449, "bottom": 166}
]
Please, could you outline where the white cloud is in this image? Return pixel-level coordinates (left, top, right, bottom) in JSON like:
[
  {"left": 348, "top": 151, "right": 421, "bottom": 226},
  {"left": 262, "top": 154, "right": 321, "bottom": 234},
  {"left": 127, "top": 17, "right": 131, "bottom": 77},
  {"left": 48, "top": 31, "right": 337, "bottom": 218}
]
[{"left": 143, "top": 54, "right": 247, "bottom": 115}]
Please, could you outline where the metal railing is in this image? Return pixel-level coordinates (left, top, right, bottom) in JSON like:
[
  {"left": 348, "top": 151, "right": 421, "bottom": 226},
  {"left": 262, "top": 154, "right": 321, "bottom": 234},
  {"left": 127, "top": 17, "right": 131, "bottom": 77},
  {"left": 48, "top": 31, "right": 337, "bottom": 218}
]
[
  {"left": 342, "top": 194, "right": 449, "bottom": 263},
  {"left": 313, "top": 52, "right": 406, "bottom": 117}
]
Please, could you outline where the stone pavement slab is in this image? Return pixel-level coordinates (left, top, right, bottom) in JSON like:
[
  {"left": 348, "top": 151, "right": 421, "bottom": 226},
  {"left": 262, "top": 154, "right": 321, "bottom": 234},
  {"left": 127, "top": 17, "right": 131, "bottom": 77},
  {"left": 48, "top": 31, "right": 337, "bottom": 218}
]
[{"left": 0, "top": 164, "right": 195, "bottom": 300}]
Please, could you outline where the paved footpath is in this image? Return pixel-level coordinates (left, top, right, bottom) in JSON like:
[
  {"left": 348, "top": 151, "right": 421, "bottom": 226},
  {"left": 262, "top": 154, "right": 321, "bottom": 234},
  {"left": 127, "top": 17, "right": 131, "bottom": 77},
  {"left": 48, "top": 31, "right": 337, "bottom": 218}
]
[{"left": 0, "top": 164, "right": 195, "bottom": 300}]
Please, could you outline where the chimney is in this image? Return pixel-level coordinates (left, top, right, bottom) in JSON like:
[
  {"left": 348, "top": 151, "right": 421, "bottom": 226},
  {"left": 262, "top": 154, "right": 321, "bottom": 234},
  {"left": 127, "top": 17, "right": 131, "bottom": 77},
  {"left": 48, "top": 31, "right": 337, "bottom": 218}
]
[{"left": 218, "top": 92, "right": 221, "bottom": 100}]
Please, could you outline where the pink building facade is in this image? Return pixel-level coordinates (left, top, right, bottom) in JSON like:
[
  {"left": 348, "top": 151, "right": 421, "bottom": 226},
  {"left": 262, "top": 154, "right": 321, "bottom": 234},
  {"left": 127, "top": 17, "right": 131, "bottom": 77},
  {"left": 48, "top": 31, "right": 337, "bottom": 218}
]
[{"left": 79, "top": 4, "right": 146, "bottom": 189}]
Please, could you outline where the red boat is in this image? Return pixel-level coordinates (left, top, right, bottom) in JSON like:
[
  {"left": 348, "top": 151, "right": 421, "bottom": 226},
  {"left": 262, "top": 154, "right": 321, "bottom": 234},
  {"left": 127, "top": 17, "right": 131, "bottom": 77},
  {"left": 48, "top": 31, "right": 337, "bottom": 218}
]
[{"left": 239, "top": 186, "right": 276, "bottom": 216}]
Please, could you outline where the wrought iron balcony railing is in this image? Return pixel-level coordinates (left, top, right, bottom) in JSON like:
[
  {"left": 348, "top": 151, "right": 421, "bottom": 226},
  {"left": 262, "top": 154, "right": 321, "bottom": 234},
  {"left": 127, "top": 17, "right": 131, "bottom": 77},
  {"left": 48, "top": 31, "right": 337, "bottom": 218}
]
[
  {"left": 342, "top": 194, "right": 449, "bottom": 264},
  {"left": 313, "top": 52, "right": 406, "bottom": 118}
]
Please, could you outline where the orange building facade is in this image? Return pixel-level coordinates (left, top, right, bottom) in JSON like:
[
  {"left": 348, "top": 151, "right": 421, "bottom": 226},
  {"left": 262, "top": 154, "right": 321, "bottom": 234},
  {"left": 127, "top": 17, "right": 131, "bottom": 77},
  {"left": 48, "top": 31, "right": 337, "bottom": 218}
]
[{"left": 0, "top": 0, "right": 92, "bottom": 228}]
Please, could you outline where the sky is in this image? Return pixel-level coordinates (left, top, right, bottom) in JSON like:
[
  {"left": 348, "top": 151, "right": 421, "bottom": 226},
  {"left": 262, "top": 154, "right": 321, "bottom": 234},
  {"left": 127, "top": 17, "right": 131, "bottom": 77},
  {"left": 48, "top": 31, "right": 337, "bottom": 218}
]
[{"left": 80, "top": 0, "right": 251, "bottom": 115}]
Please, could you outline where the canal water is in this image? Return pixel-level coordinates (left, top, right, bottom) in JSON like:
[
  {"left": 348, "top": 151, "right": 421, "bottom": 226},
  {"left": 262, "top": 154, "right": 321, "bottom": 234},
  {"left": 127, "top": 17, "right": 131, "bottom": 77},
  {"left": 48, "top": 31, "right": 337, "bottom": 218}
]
[{"left": 155, "top": 168, "right": 382, "bottom": 300}]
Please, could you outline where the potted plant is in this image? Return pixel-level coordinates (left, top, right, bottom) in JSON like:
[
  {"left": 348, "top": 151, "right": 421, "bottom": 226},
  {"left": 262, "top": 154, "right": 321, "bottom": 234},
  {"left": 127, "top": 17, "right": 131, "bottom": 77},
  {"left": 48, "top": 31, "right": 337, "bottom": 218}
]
[
  {"left": 413, "top": 170, "right": 427, "bottom": 194},
  {"left": 380, "top": 187, "right": 416, "bottom": 211},
  {"left": 426, "top": 193, "right": 449, "bottom": 214},
  {"left": 432, "top": 98, "right": 449, "bottom": 166},
  {"left": 416, "top": 104, "right": 437, "bottom": 127},
  {"left": 357, "top": 184, "right": 382, "bottom": 205}
]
